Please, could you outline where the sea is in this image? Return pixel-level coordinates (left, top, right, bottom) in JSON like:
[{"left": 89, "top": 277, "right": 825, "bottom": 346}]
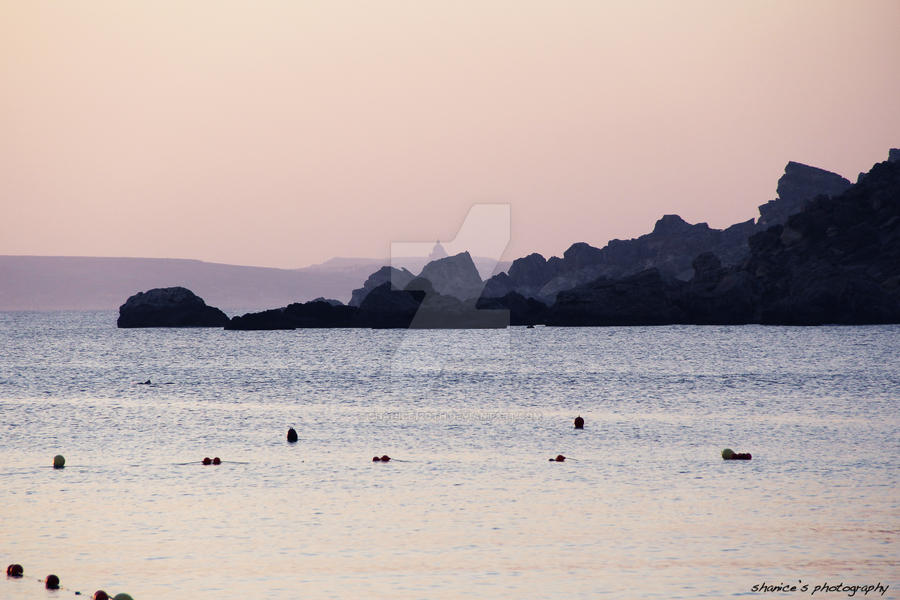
[{"left": 1, "top": 311, "right": 897, "bottom": 599}]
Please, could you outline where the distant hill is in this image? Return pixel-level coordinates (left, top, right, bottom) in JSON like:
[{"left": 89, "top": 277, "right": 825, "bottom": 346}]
[{"left": 0, "top": 254, "right": 510, "bottom": 312}]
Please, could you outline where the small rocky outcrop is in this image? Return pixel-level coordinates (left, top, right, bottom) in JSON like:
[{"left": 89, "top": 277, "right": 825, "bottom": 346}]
[
  {"left": 117, "top": 287, "right": 228, "bottom": 328},
  {"left": 225, "top": 299, "right": 356, "bottom": 330},
  {"left": 349, "top": 266, "right": 415, "bottom": 307}
]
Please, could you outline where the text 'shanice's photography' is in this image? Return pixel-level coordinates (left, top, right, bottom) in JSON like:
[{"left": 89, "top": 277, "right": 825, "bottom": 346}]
[{"left": 1, "top": 2, "right": 898, "bottom": 599}]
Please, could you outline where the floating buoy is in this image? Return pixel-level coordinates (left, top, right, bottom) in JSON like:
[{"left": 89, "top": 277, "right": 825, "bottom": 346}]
[
  {"left": 202, "top": 457, "right": 212, "bottom": 465},
  {"left": 6, "top": 564, "right": 23, "bottom": 577},
  {"left": 722, "top": 448, "right": 751, "bottom": 460},
  {"left": 45, "top": 574, "right": 60, "bottom": 589},
  {"left": 372, "top": 456, "right": 381, "bottom": 462},
  {"left": 287, "top": 427, "right": 298, "bottom": 443},
  {"left": 93, "top": 591, "right": 110, "bottom": 600},
  {"left": 53, "top": 454, "right": 65, "bottom": 469},
  {"left": 113, "top": 594, "right": 134, "bottom": 600},
  {"left": 380, "top": 455, "right": 391, "bottom": 462},
  {"left": 574, "top": 416, "right": 584, "bottom": 429},
  {"left": 549, "top": 454, "right": 566, "bottom": 462},
  {"left": 212, "top": 457, "right": 221, "bottom": 465}
]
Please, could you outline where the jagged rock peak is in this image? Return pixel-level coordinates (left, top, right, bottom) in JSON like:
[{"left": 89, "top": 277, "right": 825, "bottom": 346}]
[
  {"left": 757, "top": 161, "right": 851, "bottom": 228},
  {"left": 419, "top": 251, "right": 483, "bottom": 300},
  {"left": 349, "top": 265, "right": 415, "bottom": 307},
  {"left": 777, "top": 162, "right": 852, "bottom": 205},
  {"left": 888, "top": 148, "right": 900, "bottom": 163},
  {"left": 652, "top": 214, "right": 703, "bottom": 235}
]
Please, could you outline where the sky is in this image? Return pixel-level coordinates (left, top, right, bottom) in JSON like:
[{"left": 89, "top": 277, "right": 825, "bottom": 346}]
[{"left": 2, "top": 0, "right": 899, "bottom": 269}]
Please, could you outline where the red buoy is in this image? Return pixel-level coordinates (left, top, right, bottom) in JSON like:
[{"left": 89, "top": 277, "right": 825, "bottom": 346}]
[
  {"left": 6, "top": 564, "right": 23, "bottom": 577},
  {"left": 212, "top": 457, "right": 221, "bottom": 465},
  {"left": 202, "top": 457, "right": 212, "bottom": 465},
  {"left": 93, "top": 591, "right": 110, "bottom": 600},
  {"left": 372, "top": 456, "right": 381, "bottom": 461},
  {"left": 380, "top": 455, "right": 391, "bottom": 462},
  {"left": 45, "top": 574, "right": 60, "bottom": 589}
]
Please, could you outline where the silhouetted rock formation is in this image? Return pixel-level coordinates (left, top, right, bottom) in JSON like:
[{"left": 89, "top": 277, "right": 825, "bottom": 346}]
[
  {"left": 226, "top": 278, "right": 507, "bottom": 330},
  {"left": 546, "top": 153, "right": 900, "bottom": 325},
  {"left": 225, "top": 299, "right": 356, "bottom": 330},
  {"left": 481, "top": 160, "right": 850, "bottom": 306},
  {"left": 476, "top": 292, "right": 549, "bottom": 326},
  {"left": 349, "top": 266, "right": 415, "bottom": 307},
  {"left": 117, "top": 287, "right": 228, "bottom": 328},
  {"left": 357, "top": 283, "right": 426, "bottom": 328},
  {"left": 757, "top": 161, "right": 851, "bottom": 229},
  {"left": 418, "top": 251, "right": 484, "bottom": 300},
  {"left": 312, "top": 297, "right": 344, "bottom": 306}
]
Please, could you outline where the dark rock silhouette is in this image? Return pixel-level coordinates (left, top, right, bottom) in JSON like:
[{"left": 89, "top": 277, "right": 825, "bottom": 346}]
[
  {"left": 117, "top": 287, "right": 228, "bottom": 328},
  {"left": 349, "top": 266, "right": 415, "bottom": 307},
  {"left": 481, "top": 160, "right": 850, "bottom": 306},
  {"left": 476, "top": 292, "right": 548, "bottom": 326},
  {"left": 226, "top": 299, "right": 356, "bottom": 330},
  {"left": 418, "top": 251, "right": 484, "bottom": 300},
  {"left": 228, "top": 278, "right": 507, "bottom": 330},
  {"left": 311, "top": 297, "right": 344, "bottom": 306},
  {"left": 546, "top": 152, "right": 900, "bottom": 325},
  {"left": 357, "top": 283, "right": 426, "bottom": 328},
  {"left": 757, "top": 161, "right": 851, "bottom": 229}
]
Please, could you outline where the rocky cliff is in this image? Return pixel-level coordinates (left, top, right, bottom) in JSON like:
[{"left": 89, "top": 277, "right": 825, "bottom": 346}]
[
  {"left": 481, "top": 160, "right": 850, "bottom": 304},
  {"left": 545, "top": 152, "right": 900, "bottom": 326}
]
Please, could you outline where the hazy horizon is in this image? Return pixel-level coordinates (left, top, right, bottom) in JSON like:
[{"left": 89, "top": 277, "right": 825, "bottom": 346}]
[{"left": 3, "top": 1, "right": 899, "bottom": 269}]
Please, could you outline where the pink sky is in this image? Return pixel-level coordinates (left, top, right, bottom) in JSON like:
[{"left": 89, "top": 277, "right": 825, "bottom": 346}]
[{"left": 2, "top": 1, "right": 899, "bottom": 269}]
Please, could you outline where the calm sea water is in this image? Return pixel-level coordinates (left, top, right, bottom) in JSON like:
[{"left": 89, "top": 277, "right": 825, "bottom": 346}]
[{"left": 1, "top": 311, "right": 898, "bottom": 599}]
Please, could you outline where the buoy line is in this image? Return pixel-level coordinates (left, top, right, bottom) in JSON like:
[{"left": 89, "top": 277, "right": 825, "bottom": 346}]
[{"left": 5, "top": 564, "right": 134, "bottom": 599}]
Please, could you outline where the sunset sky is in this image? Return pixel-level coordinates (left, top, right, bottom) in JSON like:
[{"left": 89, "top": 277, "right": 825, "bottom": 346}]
[{"left": 2, "top": 1, "right": 899, "bottom": 269}]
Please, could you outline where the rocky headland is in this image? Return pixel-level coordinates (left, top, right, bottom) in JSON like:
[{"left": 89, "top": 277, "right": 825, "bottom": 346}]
[
  {"left": 118, "top": 150, "right": 899, "bottom": 329},
  {"left": 545, "top": 151, "right": 900, "bottom": 325}
]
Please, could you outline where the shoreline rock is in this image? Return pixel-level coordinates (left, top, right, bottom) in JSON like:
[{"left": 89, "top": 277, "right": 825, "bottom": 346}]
[{"left": 117, "top": 287, "right": 228, "bottom": 328}]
